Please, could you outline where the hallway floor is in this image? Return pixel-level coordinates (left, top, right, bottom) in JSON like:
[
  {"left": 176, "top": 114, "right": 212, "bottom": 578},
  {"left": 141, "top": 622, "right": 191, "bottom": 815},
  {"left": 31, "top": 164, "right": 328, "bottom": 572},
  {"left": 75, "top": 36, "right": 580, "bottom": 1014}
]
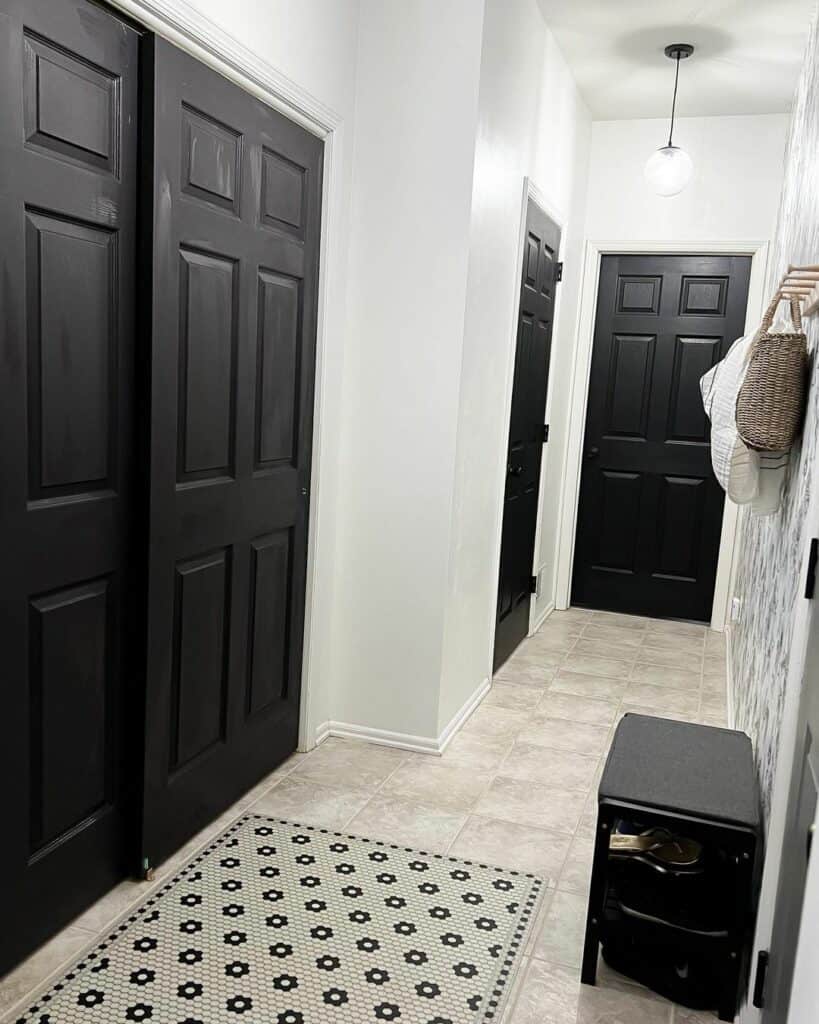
[{"left": 0, "top": 608, "right": 726, "bottom": 1024}]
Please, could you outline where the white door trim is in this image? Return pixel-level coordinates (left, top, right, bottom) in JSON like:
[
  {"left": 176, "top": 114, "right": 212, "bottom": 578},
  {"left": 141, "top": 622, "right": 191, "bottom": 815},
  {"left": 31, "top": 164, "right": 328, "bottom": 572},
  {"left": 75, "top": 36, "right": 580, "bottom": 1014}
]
[
  {"left": 110, "top": 0, "right": 341, "bottom": 131},
  {"left": 486, "top": 177, "right": 567, "bottom": 679},
  {"left": 554, "top": 238, "right": 770, "bottom": 630},
  {"left": 524, "top": 181, "right": 567, "bottom": 637},
  {"left": 108, "top": 0, "right": 345, "bottom": 750}
]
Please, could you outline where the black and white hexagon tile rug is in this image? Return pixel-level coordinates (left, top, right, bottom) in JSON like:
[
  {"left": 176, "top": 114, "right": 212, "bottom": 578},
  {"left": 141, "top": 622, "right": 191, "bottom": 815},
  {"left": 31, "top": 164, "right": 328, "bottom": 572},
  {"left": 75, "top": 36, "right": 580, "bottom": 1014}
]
[{"left": 15, "top": 816, "right": 544, "bottom": 1024}]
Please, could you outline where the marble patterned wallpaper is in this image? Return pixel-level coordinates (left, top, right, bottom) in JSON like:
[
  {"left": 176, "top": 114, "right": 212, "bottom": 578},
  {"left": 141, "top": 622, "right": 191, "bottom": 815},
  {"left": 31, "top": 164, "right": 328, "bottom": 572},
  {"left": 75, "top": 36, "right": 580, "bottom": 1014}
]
[{"left": 730, "top": 8, "right": 819, "bottom": 823}]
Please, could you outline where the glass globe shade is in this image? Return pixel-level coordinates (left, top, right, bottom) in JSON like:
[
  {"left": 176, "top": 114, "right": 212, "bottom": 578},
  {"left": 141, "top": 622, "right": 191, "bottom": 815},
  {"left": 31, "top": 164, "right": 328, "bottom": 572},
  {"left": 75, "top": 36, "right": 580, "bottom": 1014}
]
[{"left": 644, "top": 145, "right": 693, "bottom": 196}]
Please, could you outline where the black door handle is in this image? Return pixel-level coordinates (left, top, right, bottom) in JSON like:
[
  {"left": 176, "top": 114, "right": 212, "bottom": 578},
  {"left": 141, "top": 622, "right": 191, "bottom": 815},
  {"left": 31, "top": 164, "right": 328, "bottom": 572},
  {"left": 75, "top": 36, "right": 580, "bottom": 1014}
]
[
  {"left": 586, "top": 446, "right": 600, "bottom": 459},
  {"left": 508, "top": 464, "right": 523, "bottom": 476}
]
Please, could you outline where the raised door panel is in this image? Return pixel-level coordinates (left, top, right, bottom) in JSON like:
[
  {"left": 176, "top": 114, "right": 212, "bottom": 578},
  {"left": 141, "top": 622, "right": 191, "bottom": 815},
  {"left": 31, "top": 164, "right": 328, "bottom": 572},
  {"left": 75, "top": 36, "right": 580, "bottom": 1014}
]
[
  {"left": 29, "top": 579, "right": 111, "bottom": 852},
  {"left": 256, "top": 271, "right": 300, "bottom": 468},
  {"left": 616, "top": 275, "right": 662, "bottom": 315},
  {"left": 667, "top": 336, "right": 722, "bottom": 444},
  {"left": 679, "top": 276, "right": 728, "bottom": 316},
  {"left": 246, "top": 532, "right": 291, "bottom": 716},
  {"left": 23, "top": 30, "right": 118, "bottom": 173},
  {"left": 604, "top": 334, "right": 655, "bottom": 440},
  {"left": 537, "top": 236, "right": 555, "bottom": 300},
  {"left": 26, "top": 211, "right": 115, "bottom": 499},
  {"left": 181, "top": 104, "right": 242, "bottom": 215},
  {"left": 177, "top": 248, "right": 237, "bottom": 482},
  {"left": 170, "top": 550, "right": 231, "bottom": 771},
  {"left": 261, "top": 148, "right": 306, "bottom": 238},
  {"left": 523, "top": 232, "right": 539, "bottom": 295},
  {"left": 653, "top": 476, "right": 706, "bottom": 582},
  {"left": 592, "top": 471, "right": 642, "bottom": 574}
]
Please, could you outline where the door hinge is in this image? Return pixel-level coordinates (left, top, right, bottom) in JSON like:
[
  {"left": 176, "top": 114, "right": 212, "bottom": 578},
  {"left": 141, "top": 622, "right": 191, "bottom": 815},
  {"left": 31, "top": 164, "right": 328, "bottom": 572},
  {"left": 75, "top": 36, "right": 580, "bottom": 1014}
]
[
  {"left": 555, "top": 261, "right": 563, "bottom": 283},
  {"left": 529, "top": 575, "right": 538, "bottom": 595},
  {"left": 805, "top": 538, "right": 818, "bottom": 599},
  {"left": 540, "top": 423, "right": 550, "bottom": 444},
  {"left": 752, "top": 949, "right": 769, "bottom": 1009}
]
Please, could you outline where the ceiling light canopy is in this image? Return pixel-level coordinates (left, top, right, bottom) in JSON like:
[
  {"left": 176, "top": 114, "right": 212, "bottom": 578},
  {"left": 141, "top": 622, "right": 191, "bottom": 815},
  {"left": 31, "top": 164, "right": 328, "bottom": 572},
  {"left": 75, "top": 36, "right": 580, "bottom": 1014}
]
[{"left": 644, "top": 44, "right": 694, "bottom": 197}]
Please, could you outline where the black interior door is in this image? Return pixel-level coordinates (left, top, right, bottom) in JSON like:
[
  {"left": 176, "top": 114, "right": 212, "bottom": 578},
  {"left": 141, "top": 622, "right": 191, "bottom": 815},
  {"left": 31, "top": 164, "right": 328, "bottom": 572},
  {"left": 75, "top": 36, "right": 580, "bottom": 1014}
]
[
  {"left": 494, "top": 199, "right": 560, "bottom": 670},
  {"left": 0, "top": 0, "right": 139, "bottom": 971},
  {"left": 140, "top": 37, "right": 323, "bottom": 869},
  {"left": 572, "top": 254, "right": 751, "bottom": 621}
]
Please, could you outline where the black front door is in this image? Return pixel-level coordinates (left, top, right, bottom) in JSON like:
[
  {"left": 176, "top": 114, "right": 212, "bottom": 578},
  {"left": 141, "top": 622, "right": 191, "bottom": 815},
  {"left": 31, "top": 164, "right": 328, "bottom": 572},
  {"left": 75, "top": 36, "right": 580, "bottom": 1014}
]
[
  {"left": 0, "top": 0, "right": 139, "bottom": 971},
  {"left": 572, "top": 254, "right": 751, "bottom": 621},
  {"left": 494, "top": 199, "right": 560, "bottom": 670},
  {"left": 140, "top": 37, "right": 323, "bottom": 869}
]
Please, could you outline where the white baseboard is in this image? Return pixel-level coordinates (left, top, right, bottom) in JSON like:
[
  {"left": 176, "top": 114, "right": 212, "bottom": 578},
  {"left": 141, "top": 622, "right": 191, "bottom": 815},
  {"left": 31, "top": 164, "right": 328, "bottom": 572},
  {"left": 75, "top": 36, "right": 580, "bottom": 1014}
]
[
  {"left": 313, "top": 678, "right": 491, "bottom": 756},
  {"left": 530, "top": 600, "right": 555, "bottom": 635},
  {"left": 313, "top": 721, "right": 442, "bottom": 755},
  {"left": 312, "top": 721, "right": 332, "bottom": 748},
  {"left": 437, "top": 677, "right": 491, "bottom": 753}
]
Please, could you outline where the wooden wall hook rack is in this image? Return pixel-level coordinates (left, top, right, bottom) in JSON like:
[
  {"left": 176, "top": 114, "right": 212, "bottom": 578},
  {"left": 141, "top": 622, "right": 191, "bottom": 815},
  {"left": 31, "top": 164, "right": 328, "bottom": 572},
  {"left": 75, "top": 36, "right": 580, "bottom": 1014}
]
[{"left": 776, "top": 263, "right": 819, "bottom": 317}]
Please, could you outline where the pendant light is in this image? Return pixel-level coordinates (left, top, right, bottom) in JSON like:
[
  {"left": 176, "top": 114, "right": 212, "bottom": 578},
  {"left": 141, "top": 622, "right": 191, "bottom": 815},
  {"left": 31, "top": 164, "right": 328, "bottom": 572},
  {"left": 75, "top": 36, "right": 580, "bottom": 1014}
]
[{"left": 644, "top": 43, "right": 694, "bottom": 197}]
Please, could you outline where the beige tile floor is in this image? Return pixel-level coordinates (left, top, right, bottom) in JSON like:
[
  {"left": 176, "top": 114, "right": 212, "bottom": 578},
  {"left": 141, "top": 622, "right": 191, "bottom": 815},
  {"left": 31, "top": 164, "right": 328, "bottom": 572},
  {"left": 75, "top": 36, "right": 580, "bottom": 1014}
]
[{"left": 0, "top": 608, "right": 727, "bottom": 1024}]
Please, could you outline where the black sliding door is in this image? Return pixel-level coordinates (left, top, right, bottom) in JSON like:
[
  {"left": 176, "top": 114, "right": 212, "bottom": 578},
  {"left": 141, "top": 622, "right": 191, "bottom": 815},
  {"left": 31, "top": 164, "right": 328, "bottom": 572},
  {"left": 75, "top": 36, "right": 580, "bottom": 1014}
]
[
  {"left": 140, "top": 38, "right": 323, "bottom": 869},
  {"left": 0, "top": 0, "right": 139, "bottom": 971}
]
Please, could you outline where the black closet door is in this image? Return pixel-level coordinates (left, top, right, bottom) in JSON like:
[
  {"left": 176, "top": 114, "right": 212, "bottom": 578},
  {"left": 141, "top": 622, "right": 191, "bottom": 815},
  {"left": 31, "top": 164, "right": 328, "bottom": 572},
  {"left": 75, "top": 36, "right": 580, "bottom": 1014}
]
[
  {"left": 0, "top": 0, "right": 139, "bottom": 971},
  {"left": 140, "top": 37, "right": 323, "bottom": 869},
  {"left": 494, "top": 200, "right": 561, "bottom": 669}
]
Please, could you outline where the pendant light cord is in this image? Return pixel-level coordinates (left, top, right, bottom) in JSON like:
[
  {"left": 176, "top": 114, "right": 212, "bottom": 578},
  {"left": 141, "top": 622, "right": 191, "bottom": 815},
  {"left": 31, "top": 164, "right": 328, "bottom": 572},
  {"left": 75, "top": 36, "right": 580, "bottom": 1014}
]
[{"left": 668, "top": 53, "right": 681, "bottom": 147}]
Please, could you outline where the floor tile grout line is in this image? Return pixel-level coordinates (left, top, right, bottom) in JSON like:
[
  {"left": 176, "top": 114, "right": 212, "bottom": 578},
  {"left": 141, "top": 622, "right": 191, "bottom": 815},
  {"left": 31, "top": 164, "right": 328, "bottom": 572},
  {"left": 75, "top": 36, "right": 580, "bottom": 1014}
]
[{"left": 339, "top": 748, "right": 422, "bottom": 830}]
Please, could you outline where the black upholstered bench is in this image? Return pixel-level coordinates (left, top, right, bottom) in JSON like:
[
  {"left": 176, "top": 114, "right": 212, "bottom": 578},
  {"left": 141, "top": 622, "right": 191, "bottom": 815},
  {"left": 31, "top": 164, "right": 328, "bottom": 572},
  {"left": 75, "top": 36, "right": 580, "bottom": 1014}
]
[{"left": 582, "top": 713, "right": 761, "bottom": 1021}]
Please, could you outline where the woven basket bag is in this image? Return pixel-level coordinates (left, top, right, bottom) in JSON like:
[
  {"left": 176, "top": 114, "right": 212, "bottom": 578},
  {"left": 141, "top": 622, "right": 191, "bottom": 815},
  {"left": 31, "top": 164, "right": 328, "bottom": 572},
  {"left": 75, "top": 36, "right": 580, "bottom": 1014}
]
[{"left": 735, "top": 295, "right": 808, "bottom": 452}]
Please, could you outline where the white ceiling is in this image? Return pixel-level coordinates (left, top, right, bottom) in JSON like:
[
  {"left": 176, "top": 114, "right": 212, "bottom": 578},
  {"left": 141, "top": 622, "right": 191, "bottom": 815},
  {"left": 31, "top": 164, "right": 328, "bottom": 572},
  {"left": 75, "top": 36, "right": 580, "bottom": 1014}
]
[{"left": 536, "top": 0, "right": 815, "bottom": 119}]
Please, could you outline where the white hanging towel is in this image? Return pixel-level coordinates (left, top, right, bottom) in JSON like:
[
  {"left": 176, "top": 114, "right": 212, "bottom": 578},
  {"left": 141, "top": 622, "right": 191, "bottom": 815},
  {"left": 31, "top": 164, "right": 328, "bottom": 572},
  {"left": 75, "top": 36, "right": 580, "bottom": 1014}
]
[
  {"left": 700, "top": 330, "right": 759, "bottom": 504},
  {"left": 700, "top": 320, "right": 789, "bottom": 516}
]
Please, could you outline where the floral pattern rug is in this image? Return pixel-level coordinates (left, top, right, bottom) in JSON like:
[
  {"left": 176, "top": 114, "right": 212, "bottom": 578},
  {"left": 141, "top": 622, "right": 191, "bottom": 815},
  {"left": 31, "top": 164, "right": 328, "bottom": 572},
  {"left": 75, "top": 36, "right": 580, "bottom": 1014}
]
[{"left": 14, "top": 815, "right": 544, "bottom": 1024}]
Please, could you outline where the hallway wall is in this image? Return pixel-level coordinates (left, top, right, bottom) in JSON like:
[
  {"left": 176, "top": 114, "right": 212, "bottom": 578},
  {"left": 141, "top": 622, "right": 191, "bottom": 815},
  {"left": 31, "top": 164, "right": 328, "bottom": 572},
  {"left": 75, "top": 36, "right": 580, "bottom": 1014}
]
[
  {"left": 328, "top": 0, "right": 486, "bottom": 740},
  {"left": 438, "top": 0, "right": 591, "bottom": 733},
  {"left": 730, "top": 21, "right": 818, "bottom": 824},
  {"left": 584, "top": 114, "right": 788, "bottom": 243},
  {"left": 730, "top": 11, "right": 819, "bottom": 1022}
]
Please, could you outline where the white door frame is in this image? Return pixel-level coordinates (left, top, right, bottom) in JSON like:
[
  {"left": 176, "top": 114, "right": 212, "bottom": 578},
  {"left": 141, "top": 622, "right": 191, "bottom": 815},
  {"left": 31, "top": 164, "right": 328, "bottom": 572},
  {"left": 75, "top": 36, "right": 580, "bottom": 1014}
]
[
  {"left": 108, "top": 0, "right": 345, "bottom": 749},
  {"left": 486, "top": 177, "right": 566, "bottom": 677},
  {"left": 554, "top": 238, "right": 770, "bottom": 630},
  {"left": 523, "top": 180, "right": 567, "bottom": 634}
]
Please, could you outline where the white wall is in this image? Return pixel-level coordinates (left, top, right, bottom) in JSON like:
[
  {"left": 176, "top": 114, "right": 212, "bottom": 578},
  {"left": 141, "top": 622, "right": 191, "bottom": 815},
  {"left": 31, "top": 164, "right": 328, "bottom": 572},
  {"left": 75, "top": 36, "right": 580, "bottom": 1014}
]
[
  {"left": 327, "top": 0, "right": 486, "bottom": 739},
  {"left": 585, "top": 114, "right": 788, "bottom": 243},
  {"left": 439, "top": 0, "right": 592, "bottom": 731},
  {"left": 730, "top": 11, "right": 819, "bottom": 1021},
  {"left": 182, "top": 0, "right": 361, "bottom": 113}
]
